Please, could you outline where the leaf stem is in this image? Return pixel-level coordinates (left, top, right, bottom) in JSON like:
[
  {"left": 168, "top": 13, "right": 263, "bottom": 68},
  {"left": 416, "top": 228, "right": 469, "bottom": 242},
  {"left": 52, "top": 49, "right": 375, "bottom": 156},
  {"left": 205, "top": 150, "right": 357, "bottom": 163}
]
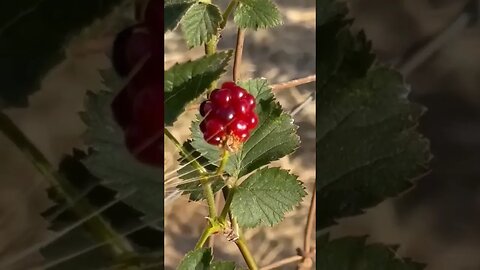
[
  {"left": 219, "top": 187, "right": 235, "bottom": 221},
  {"left": 220, "top": 0, "right": 238, "bottom": 29},
  {"left": 235, "top": 237, "right": 258, "bottom": 270},
  {"left": 0, "top": 111, "right": 133, "bottom": 258}
]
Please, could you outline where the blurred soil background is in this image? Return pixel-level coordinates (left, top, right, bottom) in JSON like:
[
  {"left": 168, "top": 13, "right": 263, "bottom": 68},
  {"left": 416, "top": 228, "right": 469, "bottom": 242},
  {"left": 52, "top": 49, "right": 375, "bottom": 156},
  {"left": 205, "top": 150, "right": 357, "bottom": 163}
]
[{"left": 0, "top": 0, "right": 479, "bottom": 270}]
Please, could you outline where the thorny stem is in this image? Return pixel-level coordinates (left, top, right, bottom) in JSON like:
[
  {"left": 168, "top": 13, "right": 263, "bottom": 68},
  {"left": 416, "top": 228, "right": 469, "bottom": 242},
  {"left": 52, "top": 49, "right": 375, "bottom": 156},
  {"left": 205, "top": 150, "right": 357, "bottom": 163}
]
[
  {"left": 271, "top": 75, "right": 316, "bottom": 92},
  {"left": 0, "top": 111, "right": 133, "bottom": 258},
  {"left": 233, "top": 28, "right": 246, "bottom": 81}
]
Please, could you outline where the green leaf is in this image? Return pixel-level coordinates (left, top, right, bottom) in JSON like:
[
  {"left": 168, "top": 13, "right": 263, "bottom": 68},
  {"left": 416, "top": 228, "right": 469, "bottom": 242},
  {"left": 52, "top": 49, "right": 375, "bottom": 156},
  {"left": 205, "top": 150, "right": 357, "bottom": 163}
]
[
  {"left": 210, "top": 261, "right": 236, "bottom": 270},
  {"left": 38, "top": 152, "right": 163, "bottom": 270},
  {"left": 177, "top": 248, "right": 212, "bottom": 270},
  {"left": 180, "top": 2, "right": 222, "bottom": 47},
  {"left": 165, "top": 51, "right": 233, "bottom": 126},
  {"left": 187, "top": 78, "right": 299, "bottom": 180},
  {"left": 316, "top": 4, "right": 430, "bottom": 230},
  {"left": 82, "top": 69, "right": 163, "bottom": 223},
  {"left": 177, "top": 248, "right": 236, "bottom": 270},
  {"left": 0, "top": 0, "right": 127, "bottom": 108},
  {"left": 165, "top": 1, "right": 195, "bottom": 33},
  {"left": 317, "top": 235, "right": 425, "bottom": 270},
  {"left": 234, "top": 0, "right": 282, "bottom": 30},
  {"left": 230, "top": 167, "right": 306, "bottom": 228}
]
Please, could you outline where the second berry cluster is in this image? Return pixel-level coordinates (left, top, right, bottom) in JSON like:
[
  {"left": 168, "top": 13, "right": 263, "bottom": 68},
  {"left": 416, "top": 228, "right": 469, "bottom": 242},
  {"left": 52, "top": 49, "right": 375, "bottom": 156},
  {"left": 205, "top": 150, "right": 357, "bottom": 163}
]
[{"left": 111, "top": 0, "right": 163, "bottom": 167}]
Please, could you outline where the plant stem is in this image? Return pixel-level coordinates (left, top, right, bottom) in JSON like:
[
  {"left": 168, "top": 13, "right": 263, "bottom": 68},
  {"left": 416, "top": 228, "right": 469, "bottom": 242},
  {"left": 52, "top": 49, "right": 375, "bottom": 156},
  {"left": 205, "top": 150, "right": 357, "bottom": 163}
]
[
  {"left": 0, "top": 111, "right": 133, "bottom": 257},
  {"left": 271, "top": 75, "right": 316, "bottom": 92},
  {"left": 233, "top": 28, "right": 246, "bottom": 82},
  {"left": 195, "top": 226, "right": 219, "bottom": 249},
  {"left": 204, "top": 182, "right": 217, "bottom": 217},
  {"left": 236, "top": 237, "right": 258, "bottom": 270},
  {"left": 216, "top": 149, "right": 230, "bottom": 175},
  {"left": 205, "top": 35, "right": 218, "bottom": 56},
  {"left": 220, "top": 0, "right": 238, "bottom": 29},
  {"left": 219, "top": 187, "right": 235, "bottom": 221},
  {"left": 303, "top": 187, "right": 316, "bottom": 254}
]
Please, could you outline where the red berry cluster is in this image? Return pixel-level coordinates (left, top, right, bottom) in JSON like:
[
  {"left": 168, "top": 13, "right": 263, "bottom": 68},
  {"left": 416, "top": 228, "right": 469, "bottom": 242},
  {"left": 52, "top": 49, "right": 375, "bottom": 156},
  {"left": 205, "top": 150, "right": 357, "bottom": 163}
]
[
  {"left": 200, "top": 82, "right": 258, "bottom": 150},
  {"left": 111, "top": 0, "right": 163, "bottom": 167}
]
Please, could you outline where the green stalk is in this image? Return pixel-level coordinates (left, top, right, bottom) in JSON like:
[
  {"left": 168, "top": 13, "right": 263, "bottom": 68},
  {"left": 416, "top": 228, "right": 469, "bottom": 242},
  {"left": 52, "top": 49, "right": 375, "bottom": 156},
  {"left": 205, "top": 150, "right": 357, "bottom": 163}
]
[
  {"left": 215, "top": 149, "right": 230, "bottom": 175},
  {"left": 219, "top": 187, "right": 235, "bottom": 222},
  {"left": 0, "top": 111, "right": 133, "bottom": 257},
  {"left": 221, "top": 0, "right": 238, "bottom": 29},
  {"left": 236, "top": 237, "right": 258, "bottom": 270},
  {"left": 195, "top": 225, "right": 220, "bottom": 249}
]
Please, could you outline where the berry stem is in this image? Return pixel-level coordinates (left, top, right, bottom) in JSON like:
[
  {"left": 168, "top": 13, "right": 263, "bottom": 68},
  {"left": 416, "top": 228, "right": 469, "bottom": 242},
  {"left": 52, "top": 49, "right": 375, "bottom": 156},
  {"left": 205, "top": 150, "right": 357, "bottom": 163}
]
[
  {"left": 215, "top": 149, "right": 230, "bottom": 175},
  {"left": 164, "top": 128, "right": 217, "bottom": 217},
  {"left": 0, "top": 111, "right": 134, "bottom": 259}
]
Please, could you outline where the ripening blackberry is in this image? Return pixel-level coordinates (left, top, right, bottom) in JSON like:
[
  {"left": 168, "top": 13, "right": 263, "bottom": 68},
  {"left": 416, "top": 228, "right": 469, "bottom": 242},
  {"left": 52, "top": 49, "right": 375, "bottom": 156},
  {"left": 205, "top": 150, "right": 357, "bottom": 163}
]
[{"left": 199, "top": 82, "right": 258, "bottom": 151}]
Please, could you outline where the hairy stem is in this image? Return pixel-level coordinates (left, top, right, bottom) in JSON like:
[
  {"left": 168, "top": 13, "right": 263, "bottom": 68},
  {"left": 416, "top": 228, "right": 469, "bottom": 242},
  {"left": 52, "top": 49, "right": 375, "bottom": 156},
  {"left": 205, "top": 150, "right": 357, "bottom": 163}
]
[{"left": 0, "top": 111, "right": 133, "bottom": 258}]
